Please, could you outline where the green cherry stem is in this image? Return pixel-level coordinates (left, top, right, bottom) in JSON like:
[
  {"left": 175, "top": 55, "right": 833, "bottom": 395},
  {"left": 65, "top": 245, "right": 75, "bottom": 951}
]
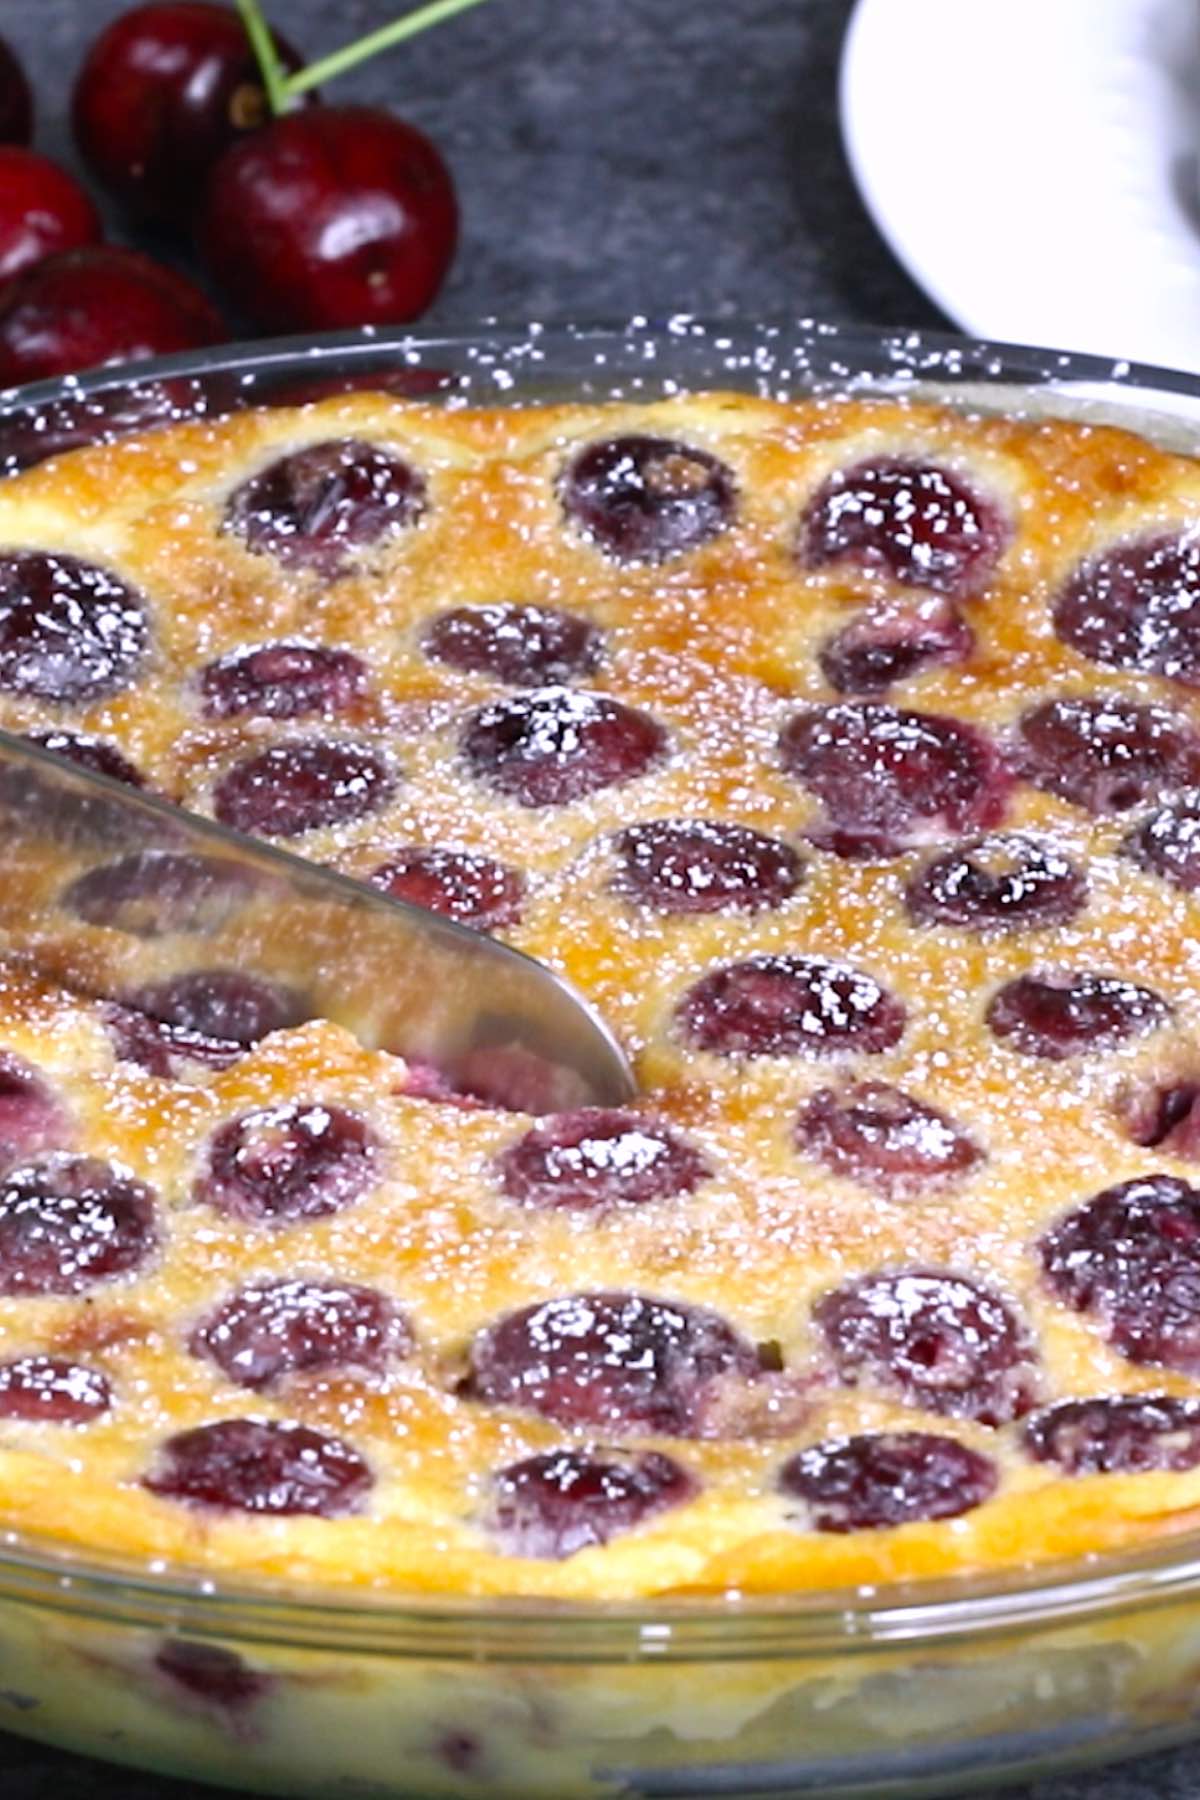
[
  {"left": 237, "top": 0, "right": 492, "bottom": 113},
  {"left": 233, "top": 0, "right": 289, "bottom": 114},
  {"left": 284, "top": 0, "right": 492, "bottom": 99}
]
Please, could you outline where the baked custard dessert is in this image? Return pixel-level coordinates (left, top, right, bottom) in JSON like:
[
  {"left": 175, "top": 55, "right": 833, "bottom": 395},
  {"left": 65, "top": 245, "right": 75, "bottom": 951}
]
[{"left": 0, "top": 382, "right": 1197, "bottom": 1609}]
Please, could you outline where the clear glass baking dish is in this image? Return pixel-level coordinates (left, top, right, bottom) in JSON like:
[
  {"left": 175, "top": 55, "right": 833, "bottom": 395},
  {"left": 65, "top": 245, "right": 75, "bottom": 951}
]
[{"left": 2, "top": 319, "right": 1200, "bottom": 1799}]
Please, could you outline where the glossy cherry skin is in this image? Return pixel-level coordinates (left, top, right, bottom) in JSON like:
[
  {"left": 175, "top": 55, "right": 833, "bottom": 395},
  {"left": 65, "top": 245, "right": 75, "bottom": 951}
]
[
  {"left": 0, "top": 36, "right": 31, "bottom": 145},
  {"left": 71, "top": 2, "right": 307, "bottom": 225},
  {"left": 0, "top": 149, "right": 102, "bottom": 284},
  {"left": 198, "top": 105, "right": 458, "bottom": 332},
  {"left": 0, "top": 247, "right": 224, "bottom": 384}
]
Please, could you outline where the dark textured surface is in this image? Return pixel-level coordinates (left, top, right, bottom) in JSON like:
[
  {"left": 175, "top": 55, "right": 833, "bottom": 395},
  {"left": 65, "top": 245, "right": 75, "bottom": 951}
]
[
  {"left": 12, "top": 0, "right": 947, "bottom": 331},
  {"left": 0, "top": 1, "right": 1191, "bottom": 1796}
]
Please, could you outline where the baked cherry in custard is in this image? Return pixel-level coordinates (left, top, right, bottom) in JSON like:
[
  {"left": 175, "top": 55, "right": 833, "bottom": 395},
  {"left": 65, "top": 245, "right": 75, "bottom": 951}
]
[
  {"left": 800, "top": 457, "right": 1005, "bottom": 595},
  {"left": 224, "top": 441, "right": 425, "bottom": 577},
  {"left": 780, "top": 1431, "right": 997, "bottom": 1531},
  {"left": 463, "top": 687, "right": 665, "bottom": 807},
  {"left": 496, "top": 1109, "right": 710, "bottom": 1210},
  {"left": 614, "top": 819, "right": 802, "bottom": 914},
  {"left": 199, "top": 642, "right": 367, "bottom": 720},
  {"left": 424, "top": 604, "right": 602, "bottom": 687},
  {"left": 369, "top": 847, "right": 524, "bottom": 931},
  {"left": 1054, "top": 534, "right": 1200, "bottom": 684},
  {"left": 214, "top": 741, "right": 395, "bottom": 837},
  {"left": 796, "top": 1082, "right": 981, "bottom": 1196},
  {"left": 562, "top": 435, "right": 736, "bottom": 563},
  {"left": 814, "top": 1269, "right": 1037, "bottom": 1425},
  {"left": 464, "top": 1292, "right": 765, "bottom": 1436},
  {"left": 0, "top": 552, "right": 149, "bottom": 702},
  {"left": 489, "top": 1449, "right": 694, "bottom": 1559},
  {"left": 781, "top": 702, "right": 1007, "bottom": 856}
]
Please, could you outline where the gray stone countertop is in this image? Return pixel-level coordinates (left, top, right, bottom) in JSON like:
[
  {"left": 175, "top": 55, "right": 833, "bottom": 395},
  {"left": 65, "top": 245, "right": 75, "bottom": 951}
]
[{"left": 0, "top": 0, "right": 1194, "bottom": 1795}]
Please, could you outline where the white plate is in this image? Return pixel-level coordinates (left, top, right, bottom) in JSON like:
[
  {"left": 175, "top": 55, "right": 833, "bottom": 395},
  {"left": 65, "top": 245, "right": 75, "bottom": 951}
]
[{"left": 840, "top": 0, "right": 1200, "bottom": 371}]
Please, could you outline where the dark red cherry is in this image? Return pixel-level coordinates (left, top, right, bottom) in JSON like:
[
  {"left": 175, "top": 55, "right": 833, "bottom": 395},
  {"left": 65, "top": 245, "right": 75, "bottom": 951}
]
[
  {"left": 676, "top": 954, "right": 905, "bottom": 1059},
  {"left": 213, "top": 740, "right": 395, "bottom": 838},
  {"left": 127, "top": 969, "right": 304, "bottom": 1047},
  {"left": 613, "top": 819, "right": 803, "bottom": 915},
  {"left": 796, "top": 1083, "right": 981, "bottom": 1196},
  {"left": 463, "top": 687, "right": 666, "bottom": 808},
  {"left": 0, "top": 1052, "right": 69, "bottom": 1166},
  {"left": 1024, "top": 1393, "right": 1200, "bottom": 1474},
  {"left": 63, "top": 852, "right": 257, "bottom": 939},
  {"left": 1016, "top": 696, "right": 1200, "bottom": 814},
  {"left": 424, "top": 604, "right": 602, "bottom": 687},
  {"left": 490, "top": 1449, "right": 695, "bottom": 1559},
  {"left": 1125, "top": 794, "right": 1200, "bottom": 893},
  {"left": 0, "top": 552, "right": 149, "bottom": 703},
  {"left": 800, "top": 458, "right": 1005, "bottom": 596},
  {"left": 199, "top": 105, "right": 457, "bottom": 331},
  {"left": 369, "top": 847, "right": 524, "bottom": 932},
  {"left": 24, "top": 730, "right": 145, "bottom": 790},
  {"left": 463, "top": 1291, "right": 764, "bottom": 1436},
  {"left": 110, "top": 972, "right": 302, "bottom": 1079},
  {"left": 561, "top": 436, "right": 737, "bottom": 564},
  {"left": 819, "top": 598, "right": 974, "bottom": 695},
  {"left": 0, "top": 1355, "right": 111, "bottom": 1424},
  {"left": 780, "top": 1430, "right": 996, "bottom": 1531},
  {"left": 223, "top": 441, "right": 425, "bottom": 578},
  {"left": 144, "top": 1418, "right": 371, "bottom": 1515},
  {"left": 0, "top": 247, "right": 224, "bottom": 385},
  {"left": 0, "top": 1154, "right": 157, "bottom": 1296},
  {"left": 0, "top": 149, "right": 102, "bottom": 284},
  {"left": 72, "top": 2, "right": 308, "bottom": 225},
  {"left": 781, "top": 702, "right": 1007, "bottom": 857},
  {"left": 0, "top": 36, "right": 32, "bottom": 145},
  {"left": 905, "top": 834, "right": 1087, "bottom": 932},
  {"left": 192, "top": 1279, "right": 408, "bottom": 1390},
  {"left": 814, "top": 1268, "right": 1037, "bottom": 1425},
  {"left": 196, "top": 1102, "right": 378, "bottom": 1226},
  {"left": 497, "top": 1109, "right": 710, "bottom": 1211},
  {"left": 1117, "top": 1079, "right": 1200, "bottom": 1157},
  {"left": 105, "top": 1003, "right": 250, "bottom": 1077},
  {"left": 0, "top": 728, "right": 147, "bottom": 850},
  {"left": 1040, "top": 1175, "right": 1200, "bottom": 1372},
  {"left": 199, "top": 642, "right": 368, "bottom": 720},
  {"left": 1053, "top": 535, "right": 1200, "bottom": 684},
  {"left": 985, "top": 972, "right": 1170, "bottom": 1060},
  {"left": 155, "top": 1640, "right": 269, "bottom": 1712}
]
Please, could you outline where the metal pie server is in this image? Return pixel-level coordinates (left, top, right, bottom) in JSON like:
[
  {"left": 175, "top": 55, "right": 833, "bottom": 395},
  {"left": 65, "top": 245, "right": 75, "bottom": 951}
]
[{"left": 0, "top": 729, "right": 636, "bottom": 1113}]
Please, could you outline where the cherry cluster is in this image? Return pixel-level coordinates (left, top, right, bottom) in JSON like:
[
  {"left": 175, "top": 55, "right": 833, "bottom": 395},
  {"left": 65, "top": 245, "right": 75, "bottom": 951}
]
[{"left": 0, "top": 1, "right": 470, "bottom": 385}]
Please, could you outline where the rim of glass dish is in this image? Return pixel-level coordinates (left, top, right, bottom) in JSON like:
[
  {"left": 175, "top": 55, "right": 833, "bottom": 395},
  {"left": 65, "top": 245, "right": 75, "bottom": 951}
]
[
  {"left": 4, "top": 315, "right": 1200, "bottom": 1662},
  {"left": 6, "top": 313, "right": 1200, "bottom": 420}
]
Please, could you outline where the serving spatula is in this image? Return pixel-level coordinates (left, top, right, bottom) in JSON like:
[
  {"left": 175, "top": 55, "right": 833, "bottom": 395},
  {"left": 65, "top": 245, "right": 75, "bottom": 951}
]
[{"left": 0, "top": 729, "right": 636, "bottom": 1114}]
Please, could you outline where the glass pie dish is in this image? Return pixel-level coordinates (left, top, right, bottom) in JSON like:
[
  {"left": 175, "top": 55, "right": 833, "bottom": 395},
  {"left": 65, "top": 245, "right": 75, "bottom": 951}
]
[{"left": 3, "top": 319, "right": 1200, "bottom": 1799}]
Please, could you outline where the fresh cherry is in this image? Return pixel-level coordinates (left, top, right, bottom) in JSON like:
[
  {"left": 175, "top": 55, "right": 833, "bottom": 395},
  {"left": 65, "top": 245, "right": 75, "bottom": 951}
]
[
  {"left": 0, "top": 36, "right": 31, "bottom": 145},
  {"left": 0, "top": 149, "right": 102, "bottom": 285},
  {"left": 0, "top": 247, "right": 224, "bottom": 385},
  {"left": 72, "top": 2, "right": 308, "bottom": 226},
  {"left": 199, "top": 105, "right": 458, "bottom": 331}
]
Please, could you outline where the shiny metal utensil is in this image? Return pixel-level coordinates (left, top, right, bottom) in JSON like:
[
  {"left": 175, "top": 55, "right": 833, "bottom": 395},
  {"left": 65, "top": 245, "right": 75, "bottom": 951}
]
[{"left": 0, "top": 729, "right": 636, "bottom": 1113}]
